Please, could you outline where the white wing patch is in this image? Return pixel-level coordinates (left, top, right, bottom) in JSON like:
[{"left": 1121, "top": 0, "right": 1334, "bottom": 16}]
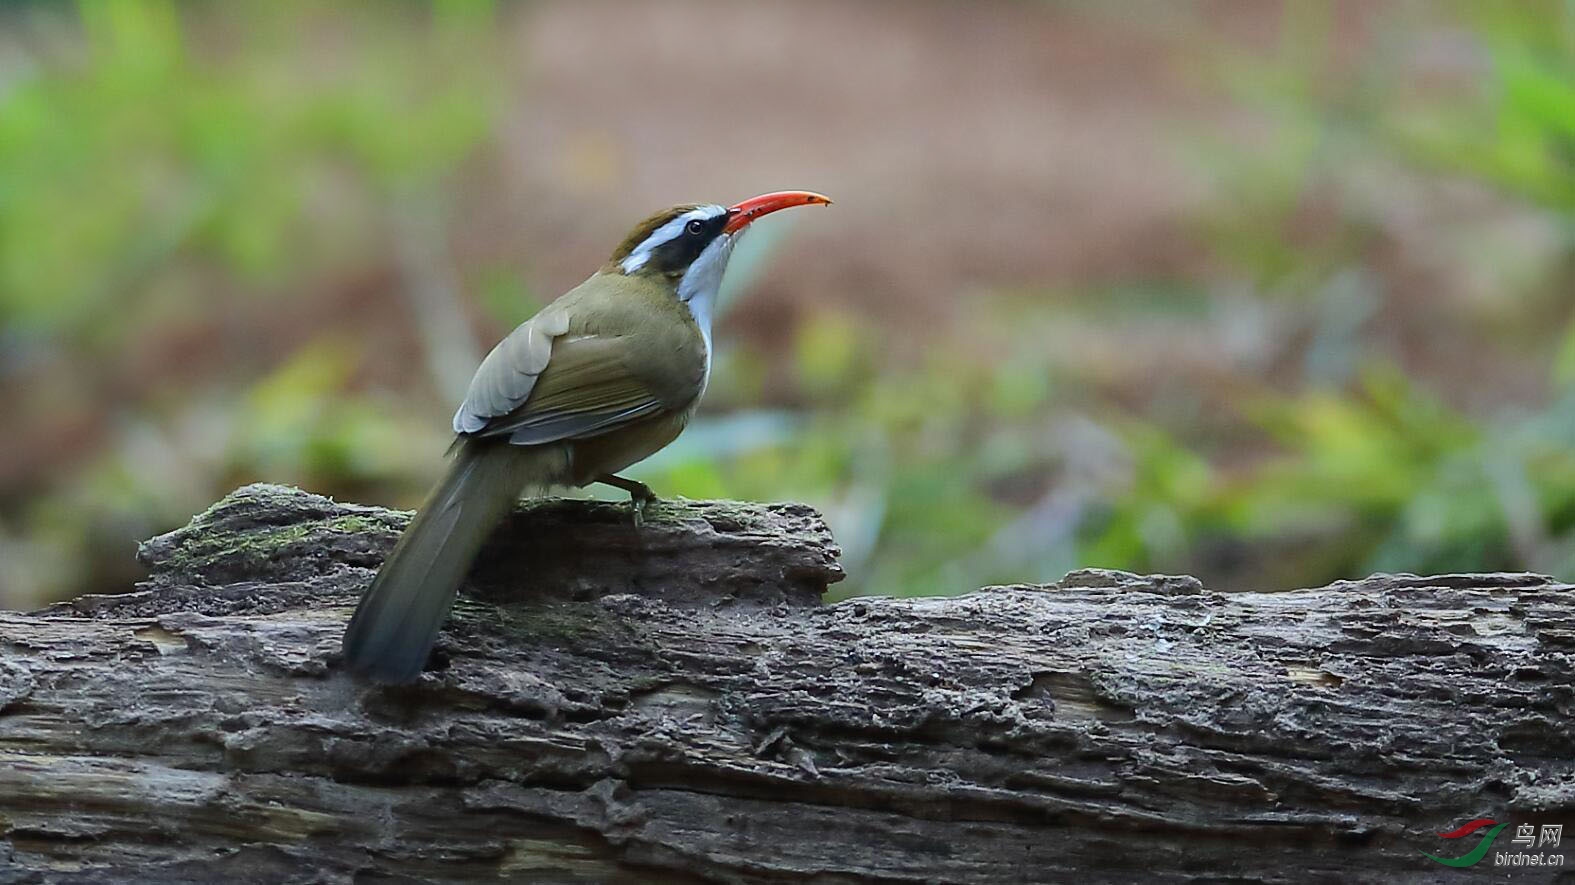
[{"left": 451, "top": 310, "right": 570, "bottom": 434}]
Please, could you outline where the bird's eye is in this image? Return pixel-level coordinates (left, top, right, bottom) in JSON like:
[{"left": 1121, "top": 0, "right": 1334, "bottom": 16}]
[{"left": 685, "top": 219, "right": 705, "bottom": 235}]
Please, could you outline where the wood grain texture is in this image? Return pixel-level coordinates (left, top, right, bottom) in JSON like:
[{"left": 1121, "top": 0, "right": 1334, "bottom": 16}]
[{"left": 2, "top": 484, "right": 1572, "bottom": 883}]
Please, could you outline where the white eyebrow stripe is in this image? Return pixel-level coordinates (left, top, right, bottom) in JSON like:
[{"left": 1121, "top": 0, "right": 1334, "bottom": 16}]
[{"left": 620, "top": 204, "right": 727, "bottom": 274}]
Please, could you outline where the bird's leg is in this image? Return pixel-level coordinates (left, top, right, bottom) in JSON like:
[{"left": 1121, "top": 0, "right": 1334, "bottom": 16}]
[{"left": 597, "top": 474, "right": 658, "bottom": 528}]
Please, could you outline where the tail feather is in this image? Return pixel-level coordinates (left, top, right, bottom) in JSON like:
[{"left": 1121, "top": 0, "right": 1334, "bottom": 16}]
[{"left": 342, "top": 440, "right": 542, "bottom": 683}]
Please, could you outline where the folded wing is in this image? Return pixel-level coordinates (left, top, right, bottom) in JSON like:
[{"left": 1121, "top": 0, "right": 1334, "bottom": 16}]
[{"left": 453, "top": 318, "right": 672, "bottom": 446}]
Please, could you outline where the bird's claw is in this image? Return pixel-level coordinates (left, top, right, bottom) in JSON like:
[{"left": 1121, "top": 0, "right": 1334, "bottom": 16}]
[{"left": 630, "top": 488, "right": 657, "bottom": 529}]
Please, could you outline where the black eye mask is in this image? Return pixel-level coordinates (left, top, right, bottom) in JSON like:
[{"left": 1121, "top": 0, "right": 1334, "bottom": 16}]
[{"left": 648, "top": 212, "right": 728, "bottom": 275}]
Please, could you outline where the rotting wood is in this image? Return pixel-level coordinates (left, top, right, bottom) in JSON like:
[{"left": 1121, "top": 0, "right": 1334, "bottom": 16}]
[{"left": 1, "top": 483, "right": 1572, "bottom": 883}]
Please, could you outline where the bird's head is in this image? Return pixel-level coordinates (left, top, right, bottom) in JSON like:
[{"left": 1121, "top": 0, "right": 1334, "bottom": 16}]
[{"left": 608, "top": 191, "right": 832, "bottom": 308}]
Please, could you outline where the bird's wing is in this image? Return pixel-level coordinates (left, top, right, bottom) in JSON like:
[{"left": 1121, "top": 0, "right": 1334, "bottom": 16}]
[
  {"left": 455, "top": 330, "right": 674, "bottom": 445},
  {"left": 451, "top": 306, "right": 571, "bottom": 435}
]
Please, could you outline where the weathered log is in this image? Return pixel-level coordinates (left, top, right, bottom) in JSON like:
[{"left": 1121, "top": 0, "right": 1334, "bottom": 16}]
[{"left": 1, "top": 483, "right": 1572, "bottom": 883}]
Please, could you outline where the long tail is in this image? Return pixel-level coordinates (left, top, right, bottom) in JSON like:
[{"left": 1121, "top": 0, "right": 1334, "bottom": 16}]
[{"left": 342, "top": 439, "right": 543, "bottom": 683}]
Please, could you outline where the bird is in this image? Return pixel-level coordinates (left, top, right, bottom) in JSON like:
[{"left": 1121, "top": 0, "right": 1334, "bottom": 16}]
[{"left": 341, "top": 190, "right": 833, "bottom": 683}]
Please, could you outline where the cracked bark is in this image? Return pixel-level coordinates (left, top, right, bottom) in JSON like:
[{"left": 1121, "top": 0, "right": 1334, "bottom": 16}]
[{"left": 2, "top": 483, "right": 1573, "bottom": 884}]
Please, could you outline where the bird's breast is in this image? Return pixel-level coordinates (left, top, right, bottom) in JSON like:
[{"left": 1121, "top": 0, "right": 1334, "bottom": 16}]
[
  {"left": 685, "top": 287, "right": 717, "bottom": 394},
  {"left": 567, "top": 406, "right": 694, "bottom": 486}
]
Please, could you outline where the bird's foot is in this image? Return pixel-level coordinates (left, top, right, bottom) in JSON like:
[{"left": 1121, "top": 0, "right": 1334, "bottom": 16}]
[
  {"left": 597, "top": 474, "right": 658, "bottom": 529},
  {"left": 629, "top": 485, "right": 658, "bottom": 529}
]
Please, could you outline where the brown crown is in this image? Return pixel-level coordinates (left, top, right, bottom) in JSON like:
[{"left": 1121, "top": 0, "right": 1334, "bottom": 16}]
[{"left": 605, "top": 203, "right": 710, "bottom": 268}]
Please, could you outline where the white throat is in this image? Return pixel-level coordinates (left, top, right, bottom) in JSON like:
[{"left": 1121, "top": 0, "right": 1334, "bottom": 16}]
[{"left": 676, "top": 233, "right": 736, "bottom": 390}]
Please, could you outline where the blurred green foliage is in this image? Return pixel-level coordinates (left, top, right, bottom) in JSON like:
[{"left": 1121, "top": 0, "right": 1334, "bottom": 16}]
[
  {"left": 1, "top": 1, "right": 497, "bottom": 602},
  {"left": 1, "top": 1, "right": 1572, "bottom": 607},
  {"left": 649, "top": 0, "right": 1575, "bottom": 597},
  {"left": 1, "top": 1, "right": 499, "bottom": 333}
]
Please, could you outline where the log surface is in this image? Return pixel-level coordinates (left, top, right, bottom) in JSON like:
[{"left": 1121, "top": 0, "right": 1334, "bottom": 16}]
[{"left": 1, "top": 484, "right": 1572, "bottom": 883}]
